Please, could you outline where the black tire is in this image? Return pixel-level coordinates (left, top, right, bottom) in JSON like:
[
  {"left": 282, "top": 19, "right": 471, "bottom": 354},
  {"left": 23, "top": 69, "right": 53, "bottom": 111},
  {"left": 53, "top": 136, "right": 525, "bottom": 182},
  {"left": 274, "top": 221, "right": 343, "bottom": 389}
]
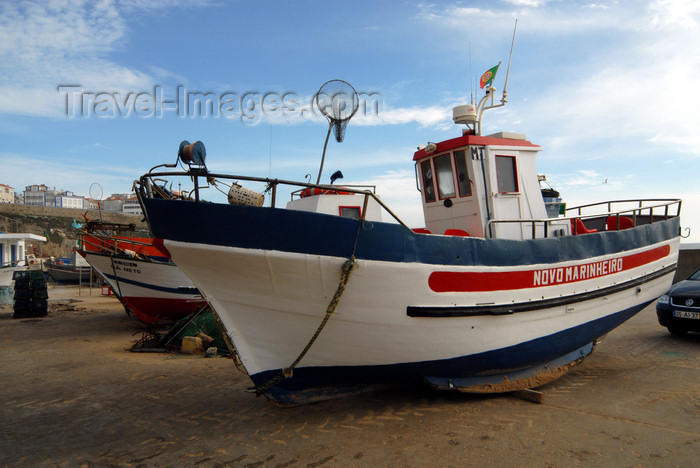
[{"left": 668, "top": 327, "right": 688, "bottom": 337}]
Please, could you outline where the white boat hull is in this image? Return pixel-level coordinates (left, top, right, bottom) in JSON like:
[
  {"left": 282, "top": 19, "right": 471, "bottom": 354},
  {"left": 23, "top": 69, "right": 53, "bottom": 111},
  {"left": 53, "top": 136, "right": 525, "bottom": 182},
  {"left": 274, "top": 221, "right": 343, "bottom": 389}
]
[
  {"left": 140, "top": 197, "right": 680, "bottom": 405},
  {"left": 166, "top": 237, "right": 677, "bottom": 399},
  {"left": 82, "top": 251, "right": 206, "bottom": 324}
]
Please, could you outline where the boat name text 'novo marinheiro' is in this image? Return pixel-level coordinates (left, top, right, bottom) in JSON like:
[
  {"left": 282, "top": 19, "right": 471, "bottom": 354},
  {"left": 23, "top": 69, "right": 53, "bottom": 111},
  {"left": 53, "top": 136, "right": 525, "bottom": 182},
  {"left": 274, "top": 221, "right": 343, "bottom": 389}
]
[{"left": 533, "top": 258, "right": 624, "bottom": 287}]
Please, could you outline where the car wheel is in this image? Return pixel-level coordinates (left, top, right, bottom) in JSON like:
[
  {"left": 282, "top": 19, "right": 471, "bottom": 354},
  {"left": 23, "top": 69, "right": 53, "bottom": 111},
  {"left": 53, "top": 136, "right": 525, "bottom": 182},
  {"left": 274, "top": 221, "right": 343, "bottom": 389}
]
[{"left": 667, "top": 327, "right": 688, "bottom": 337}]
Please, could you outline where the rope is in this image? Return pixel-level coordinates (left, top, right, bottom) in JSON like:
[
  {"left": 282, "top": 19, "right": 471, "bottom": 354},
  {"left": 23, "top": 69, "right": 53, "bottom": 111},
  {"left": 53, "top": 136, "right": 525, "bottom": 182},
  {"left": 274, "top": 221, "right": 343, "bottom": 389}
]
[
  {"left": 249, "top": 217, "right": 366, "bottom": 396},
  {"left": 108, "top": 253, "right": 125, "bottom": 300},
  {"left": 249, "top": 256, "right": 356, "bottom": 395}
]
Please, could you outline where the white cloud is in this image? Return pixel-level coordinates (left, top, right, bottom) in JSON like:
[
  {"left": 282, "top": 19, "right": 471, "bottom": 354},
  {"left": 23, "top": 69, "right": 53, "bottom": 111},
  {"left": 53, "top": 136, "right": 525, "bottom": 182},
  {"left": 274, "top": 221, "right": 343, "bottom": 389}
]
[
  {"left": 417, "top": 1, "right": 636, "bottom": 35},
  {"left": 0, "top": 151, "right": 143, "bottom": 198},
  {"left": 355, "top": 105, "right": 451, "bottom": 128},
  {"left": 0, "top": 0, "right": 214, "bottom": 118},
  {"left": 487, "top": 0, "right": 700, "bottom": 158},
  {"left": 503, "top": 0, "right": 552, "bottom": 6},
  {"left": 647, "top": 0, "right": 700, "bottom": 30},
  {"left": 351, "top": 169, "right": 426, "bottom": 227}
]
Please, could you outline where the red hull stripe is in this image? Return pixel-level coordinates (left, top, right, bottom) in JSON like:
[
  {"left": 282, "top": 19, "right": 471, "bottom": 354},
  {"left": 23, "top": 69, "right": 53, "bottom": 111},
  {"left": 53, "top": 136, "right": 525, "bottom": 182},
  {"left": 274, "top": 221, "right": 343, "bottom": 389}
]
[
  {"left": 123, "top": 296, "right": 207, "bottom": 324},
  {"left": 429, "top": 244, "right": 671, "bottom": 293},
  {"left": 83, "top": 235, "right": 171, "bottom": 259}
]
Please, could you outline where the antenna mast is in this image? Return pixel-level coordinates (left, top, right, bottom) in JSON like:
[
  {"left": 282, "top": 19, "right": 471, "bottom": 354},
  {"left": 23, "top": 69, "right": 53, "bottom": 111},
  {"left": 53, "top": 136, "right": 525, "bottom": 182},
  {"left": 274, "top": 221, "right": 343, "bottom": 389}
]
[
  {"left": 469, "top": 41, "right": 473, "bottom": 105},
  {"left": 502, "top": 18, "right": 518, "bottom": 100},
  {"left": 473, "top": 19, "right": 518, "bottom": 134}
]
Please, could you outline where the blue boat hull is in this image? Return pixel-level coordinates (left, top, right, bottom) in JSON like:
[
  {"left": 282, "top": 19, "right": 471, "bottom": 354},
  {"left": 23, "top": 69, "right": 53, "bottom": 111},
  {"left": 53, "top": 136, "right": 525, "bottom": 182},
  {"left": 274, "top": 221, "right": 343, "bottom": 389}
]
[{"left": 249, "top": 302, "right": 647, "bottom": 405}]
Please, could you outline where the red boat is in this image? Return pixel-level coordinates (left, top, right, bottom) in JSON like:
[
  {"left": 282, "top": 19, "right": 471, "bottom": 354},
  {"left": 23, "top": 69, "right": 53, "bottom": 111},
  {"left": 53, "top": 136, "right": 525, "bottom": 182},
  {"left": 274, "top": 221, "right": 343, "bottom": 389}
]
[{"left": 79, "top": 221, "right": 207, "bottom": 324}]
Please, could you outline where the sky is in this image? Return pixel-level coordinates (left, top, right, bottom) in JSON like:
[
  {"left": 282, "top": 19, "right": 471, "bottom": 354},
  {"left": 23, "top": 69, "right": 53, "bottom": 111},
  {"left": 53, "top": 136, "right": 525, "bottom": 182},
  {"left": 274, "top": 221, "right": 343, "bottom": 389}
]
[{"left": 1, "top": 0, "right": 699, "bottom": 241}]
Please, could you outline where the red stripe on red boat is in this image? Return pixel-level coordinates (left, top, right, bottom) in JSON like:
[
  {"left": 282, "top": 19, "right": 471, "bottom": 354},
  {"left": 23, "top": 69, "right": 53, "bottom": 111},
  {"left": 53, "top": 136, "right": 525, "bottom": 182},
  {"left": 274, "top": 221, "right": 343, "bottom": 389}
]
[
  {"left": 429, "top": 244, "right": 671, "bottom": 293},
  {"left": 123, "top": 296, "right": 207, "bottom": 324}
]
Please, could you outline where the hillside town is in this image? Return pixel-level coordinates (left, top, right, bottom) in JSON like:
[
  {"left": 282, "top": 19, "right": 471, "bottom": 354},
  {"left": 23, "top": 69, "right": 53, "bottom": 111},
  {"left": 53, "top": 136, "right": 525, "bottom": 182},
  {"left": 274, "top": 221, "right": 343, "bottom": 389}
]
[{"left": 0, "top": 183, "right": 142, "bottom": 215}]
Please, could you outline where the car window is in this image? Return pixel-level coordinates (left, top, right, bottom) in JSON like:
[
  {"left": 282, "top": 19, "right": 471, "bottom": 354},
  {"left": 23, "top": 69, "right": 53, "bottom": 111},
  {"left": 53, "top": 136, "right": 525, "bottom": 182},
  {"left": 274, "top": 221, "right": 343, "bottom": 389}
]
[{"left": 688, "top": 269, "right": 700, "bottom": 280}]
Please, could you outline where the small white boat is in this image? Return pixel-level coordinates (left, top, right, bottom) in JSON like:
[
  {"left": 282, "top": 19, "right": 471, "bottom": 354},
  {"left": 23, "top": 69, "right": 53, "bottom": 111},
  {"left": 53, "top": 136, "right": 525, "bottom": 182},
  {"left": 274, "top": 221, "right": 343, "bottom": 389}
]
[{"left": 135, "top": 79, "right": 681, "bottom": 405}]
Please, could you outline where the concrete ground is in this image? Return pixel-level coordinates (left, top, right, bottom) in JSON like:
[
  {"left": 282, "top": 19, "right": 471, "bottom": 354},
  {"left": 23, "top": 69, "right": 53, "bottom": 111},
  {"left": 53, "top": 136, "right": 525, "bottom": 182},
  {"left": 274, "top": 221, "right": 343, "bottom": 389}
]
[{"left": 1, "top": 284, "right": 699, "bottom": 467}]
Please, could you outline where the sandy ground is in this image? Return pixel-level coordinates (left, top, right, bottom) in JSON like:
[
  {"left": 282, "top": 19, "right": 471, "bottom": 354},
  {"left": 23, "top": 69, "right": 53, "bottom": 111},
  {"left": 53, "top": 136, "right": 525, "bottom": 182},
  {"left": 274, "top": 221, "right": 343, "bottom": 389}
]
[{"left": 1, "top": 284, "right": 699, "bottom": 467}]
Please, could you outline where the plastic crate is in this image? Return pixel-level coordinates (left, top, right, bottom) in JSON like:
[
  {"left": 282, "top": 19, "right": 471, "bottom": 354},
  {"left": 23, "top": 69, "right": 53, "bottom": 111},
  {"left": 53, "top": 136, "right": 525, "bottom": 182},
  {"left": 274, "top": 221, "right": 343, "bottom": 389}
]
[
  {"left": 28, "top": 270, "right": 45, "bottom": 281},
  {"left": 12, "top": 270, "right": 29, "bottom": 280},
  {"left": 13, "top": 309, "right": 33, "bottom": 319},
  {"left": 30, "top": 299, "right": 48, "bottom": 314},
  {"left": 29, "top": 280, "right": 47, "bottom": 290},
  {"left": 31, "top": 288, "right": 49, "bottom": 300},
  {"left": 13, "top": 299, "right": 31, "bottom": 311},
  {"left": 13, "top": 289, "right": 31, "bottom": 300}
]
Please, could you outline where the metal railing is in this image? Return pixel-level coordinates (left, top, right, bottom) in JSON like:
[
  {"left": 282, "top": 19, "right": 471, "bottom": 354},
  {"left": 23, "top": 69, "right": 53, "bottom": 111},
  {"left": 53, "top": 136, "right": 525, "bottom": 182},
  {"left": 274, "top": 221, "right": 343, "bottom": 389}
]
[
  {"left": 0, "top": 214, "right": 22, "bottom": 233},
  {"left": 80, "top": 233, "right": 154, "bottom": 256},
  {"left": 566, "top": 199, "right": 682, "bottom": 221},
  {"left": 137, "top": 169, "right": 681, "bottom": 241},
  {"left": 137, "top": 170, "right": 408, "bottom": 227},
  {"left": 486, "top": 199, "right": 682, "bottom": 239}
]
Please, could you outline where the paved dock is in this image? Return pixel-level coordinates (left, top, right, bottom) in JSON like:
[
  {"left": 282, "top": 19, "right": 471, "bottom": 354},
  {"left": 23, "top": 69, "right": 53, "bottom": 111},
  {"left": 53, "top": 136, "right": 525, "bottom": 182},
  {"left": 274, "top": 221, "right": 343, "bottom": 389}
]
[{"left": 2, "top": 284, "right": 699, "bottom": 466}]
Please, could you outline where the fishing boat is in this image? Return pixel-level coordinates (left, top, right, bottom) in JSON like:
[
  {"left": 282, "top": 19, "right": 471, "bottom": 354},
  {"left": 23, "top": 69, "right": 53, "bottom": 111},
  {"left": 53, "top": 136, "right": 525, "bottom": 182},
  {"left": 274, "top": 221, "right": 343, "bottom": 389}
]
[
  {"left": 46, "top": 251, "right": 94, "bottom": 284},
  {"left": 135, "top": 78, "right": 681, "bottom": 405},
  {"left": 78, "top": 220, "right": 207, "bottom": 324}
]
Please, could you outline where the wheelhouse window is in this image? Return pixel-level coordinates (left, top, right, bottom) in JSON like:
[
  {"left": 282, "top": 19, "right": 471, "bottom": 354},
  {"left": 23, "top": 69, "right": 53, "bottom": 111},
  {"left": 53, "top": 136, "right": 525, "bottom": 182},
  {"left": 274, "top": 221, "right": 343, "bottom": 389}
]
[
  {"left": 434, "top": 154, "right": 456, "bottom": 199},
  {"left": 496, "top": 155, "right": 518, "bottom": 193},
  {"left": 339, "top": 206, "right": 361, "bottom": 219},
  {"left": 420, "top": 159, "right": 436, "bottom": 203},
  {"left": 454, "top": 150, "right": 471, "bottom": 197}
]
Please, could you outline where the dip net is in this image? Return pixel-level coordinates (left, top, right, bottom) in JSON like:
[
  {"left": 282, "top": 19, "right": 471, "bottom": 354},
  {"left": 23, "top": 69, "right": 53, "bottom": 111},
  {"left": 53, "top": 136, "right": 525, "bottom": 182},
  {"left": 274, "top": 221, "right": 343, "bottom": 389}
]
[{"left": 314, "top": 80, "right": 359, "bottom": 142}]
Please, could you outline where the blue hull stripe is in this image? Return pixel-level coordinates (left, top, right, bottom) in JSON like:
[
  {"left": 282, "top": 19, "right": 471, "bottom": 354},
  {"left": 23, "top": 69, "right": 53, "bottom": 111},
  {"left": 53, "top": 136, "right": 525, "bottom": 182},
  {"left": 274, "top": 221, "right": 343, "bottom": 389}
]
[
  {"left": 100, "top": 271, "right": 200, "bottom": 295},
  {"left": 250, "top": 301, "right": 650, "bottom": 405},
  {"left": 86, "top": 251, "right": 201, "bottom": 296},
  {"left": 143, "top": 198, "right": 679, "bottom": 267}
]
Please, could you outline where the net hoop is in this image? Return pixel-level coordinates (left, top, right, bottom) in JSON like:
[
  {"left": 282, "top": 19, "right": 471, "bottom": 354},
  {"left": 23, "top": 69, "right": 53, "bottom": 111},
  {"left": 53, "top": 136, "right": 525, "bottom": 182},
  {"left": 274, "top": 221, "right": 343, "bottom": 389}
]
[{"left": 314, "top": 80, "right": 359, "bottom": 142}]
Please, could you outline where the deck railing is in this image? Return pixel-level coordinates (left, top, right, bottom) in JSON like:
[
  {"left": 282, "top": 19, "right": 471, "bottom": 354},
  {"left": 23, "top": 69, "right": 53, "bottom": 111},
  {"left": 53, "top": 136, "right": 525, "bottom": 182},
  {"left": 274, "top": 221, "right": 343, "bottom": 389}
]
[
  {"left": 486, "top": 199, "right": 682, "bottom": 239},
  {"left": 136, "top": 170, "right": 408, "bottom": 227},
  {"left": 137, "top": 169, "right": 681, "bottom": 240}
]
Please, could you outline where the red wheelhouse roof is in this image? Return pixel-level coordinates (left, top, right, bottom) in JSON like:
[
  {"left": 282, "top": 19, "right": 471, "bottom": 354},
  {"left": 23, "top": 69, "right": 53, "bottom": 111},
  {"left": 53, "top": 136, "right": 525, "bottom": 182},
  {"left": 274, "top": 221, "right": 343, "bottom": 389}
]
[{"left": 413, "top": 134, "right": 541, "bottom": 161}]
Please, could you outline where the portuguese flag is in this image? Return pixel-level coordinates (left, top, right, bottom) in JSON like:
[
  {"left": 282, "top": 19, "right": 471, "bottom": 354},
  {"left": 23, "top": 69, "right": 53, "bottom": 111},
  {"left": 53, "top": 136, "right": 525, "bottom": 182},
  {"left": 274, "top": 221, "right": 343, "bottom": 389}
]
[{"left": 480, "top": 63, "right": 500, "bottom": 89}]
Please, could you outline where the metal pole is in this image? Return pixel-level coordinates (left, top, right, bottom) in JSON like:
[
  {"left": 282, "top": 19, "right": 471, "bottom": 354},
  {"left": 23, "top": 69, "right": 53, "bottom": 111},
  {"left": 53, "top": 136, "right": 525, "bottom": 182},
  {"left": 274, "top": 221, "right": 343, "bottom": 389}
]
[
  {"left": 316, "top": 122, "right": 333, "bottom": 185},
  {"left": 502, "top": 19, "right": 518, "bottom": 100}
]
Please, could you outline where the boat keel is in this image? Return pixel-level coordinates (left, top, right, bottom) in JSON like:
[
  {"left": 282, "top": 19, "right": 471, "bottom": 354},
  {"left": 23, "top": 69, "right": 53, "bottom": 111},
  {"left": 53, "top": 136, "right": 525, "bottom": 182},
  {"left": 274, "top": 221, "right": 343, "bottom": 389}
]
[{"left": 423, "top": 342, "right": 594, "bottom": 393}]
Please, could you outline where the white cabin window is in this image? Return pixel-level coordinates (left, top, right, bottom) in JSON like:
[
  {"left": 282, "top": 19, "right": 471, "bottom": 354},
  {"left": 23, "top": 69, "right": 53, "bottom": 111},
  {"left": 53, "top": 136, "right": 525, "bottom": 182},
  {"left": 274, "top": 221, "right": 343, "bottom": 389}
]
[
  {"left": 496, "top": 155, "right": 518, "bottom": 193},
  {"left": 434, "top": 154, "right": 456, "bottom": 199},
  {"left": 339, "top": 206, "right": 361, "bottom": 219},
  {"left": 420, "top": 160, "right": 436, "bottom": 203},
  {"left": 454, "top": 150, "right": 472, "bottom": 197}
]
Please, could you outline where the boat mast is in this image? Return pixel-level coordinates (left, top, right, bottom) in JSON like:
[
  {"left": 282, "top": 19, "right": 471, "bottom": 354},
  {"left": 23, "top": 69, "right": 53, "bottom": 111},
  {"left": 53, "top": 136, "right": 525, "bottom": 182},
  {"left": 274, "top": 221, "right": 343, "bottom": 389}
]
[{"left": 475, "top": 19, "right": 518, "bottom": 135}]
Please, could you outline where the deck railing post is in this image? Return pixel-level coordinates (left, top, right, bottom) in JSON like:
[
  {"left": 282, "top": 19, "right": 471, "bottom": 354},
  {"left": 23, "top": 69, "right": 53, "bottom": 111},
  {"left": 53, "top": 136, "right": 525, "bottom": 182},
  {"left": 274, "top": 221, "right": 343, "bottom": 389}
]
[{"left": 361, "top": 193, "right": 370, "bottom": 222}]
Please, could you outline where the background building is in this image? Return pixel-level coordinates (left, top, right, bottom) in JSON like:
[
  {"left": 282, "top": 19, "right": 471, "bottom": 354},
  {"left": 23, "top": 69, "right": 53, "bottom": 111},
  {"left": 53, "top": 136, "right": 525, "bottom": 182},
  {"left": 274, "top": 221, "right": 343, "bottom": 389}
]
[
  {"left": 101, "top": 193, "right": 131, "bottom": 212},
  {"left": 23, "top": 185, "right": 93, "bottom": 209},
  {"left": 12, "top": 184, "right": 136, "bottom": 212},
  {"left": 0, "top": 184, "right": 14, "bottom": 204},
  {"left": 122, "top": 198, "right": 143, "bottom": 216},
  {"left": 54, "top": 191, "right": 85, "bottom": 209},
  {"left": 23, "top": 185, "right": 58, "bottom": 207}
]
